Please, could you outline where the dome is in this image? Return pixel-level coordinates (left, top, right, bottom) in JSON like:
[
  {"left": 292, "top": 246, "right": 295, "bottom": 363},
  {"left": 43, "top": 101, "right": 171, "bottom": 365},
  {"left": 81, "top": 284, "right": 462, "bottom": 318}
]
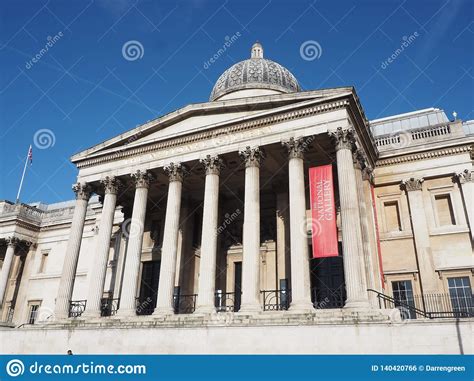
[{"left": 209, "top": 42, "right": 301, "bottom": 101}]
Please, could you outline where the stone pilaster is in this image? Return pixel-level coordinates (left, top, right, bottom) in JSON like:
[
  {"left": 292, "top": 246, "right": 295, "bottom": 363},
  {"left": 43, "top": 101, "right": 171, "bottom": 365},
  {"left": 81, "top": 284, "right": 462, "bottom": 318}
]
[
  {"left": 0, "top": 237, "right": 18, "bottom": 306},
  {"left": 401, "top": 177, "right": 438, "bottom": 293},
  {"left": 329, "top": 128, "right": 369, "bottom": 308},
  {"left": 54, "top": 182, "right": 92, "bottom": 319},
  {"left": 353, "top": 151, "right": 376, "bottom": 306},
  {"left": 282, "top": 137, "right": 313, "bottom": 311},
  {"left": 154, "top": 163, "right": 187, "bottom": 315},
  {"left": 116, "top": 171, "right": 153, "bottom": 317},
  {"left": 455, "top": 169, "right": 474, "bottom": 242},
  {"left": 239, "top": 146, "right": 265, "bottom": 313},
  {"left": 196, "top": 155, "right": 224, "bottom": 313},
  {"left": 84, "top": 176, "right": 122, "bottom": 317}
]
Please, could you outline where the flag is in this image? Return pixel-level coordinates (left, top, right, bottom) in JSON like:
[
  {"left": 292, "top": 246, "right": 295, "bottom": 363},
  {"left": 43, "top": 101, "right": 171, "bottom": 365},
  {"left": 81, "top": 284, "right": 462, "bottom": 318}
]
[{"left": 28, "top": 145, "right": 33, "bottom": 165}]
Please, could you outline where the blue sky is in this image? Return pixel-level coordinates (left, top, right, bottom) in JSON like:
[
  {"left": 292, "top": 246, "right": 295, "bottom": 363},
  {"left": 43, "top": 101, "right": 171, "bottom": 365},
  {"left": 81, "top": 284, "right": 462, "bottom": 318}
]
[{"left": 0, "top": 0, "right": 472, "bottom": 204}]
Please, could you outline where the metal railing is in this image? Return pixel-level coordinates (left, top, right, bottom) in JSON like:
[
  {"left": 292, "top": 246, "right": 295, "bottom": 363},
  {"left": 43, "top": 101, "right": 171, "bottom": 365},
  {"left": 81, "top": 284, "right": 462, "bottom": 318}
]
[
  {"left": 368, "top": 289, "right": 474, "bottom": 319},
  {"left": 261, "top": 289, "right": 291, "bottom": 311},
  {"left": 68, "top": 300, "right": 87, "bottom": 318},
  {"left": 135, "top": 297, "right": 154, "bottom": 315},
  {"left": 100, "top": 298, "right": 120, "bottom": 317},
  {"left": 6, "top": 306, "right": 14, "bottom": 323},
  {"left": 215, "top": 291, "right": 241, "bottom": 312},
  {"left": 312, "top": 288, "right": 346, "bottom": 309},
  {"left": 173, "top": 294, "right": 197, "bottom": 314}
]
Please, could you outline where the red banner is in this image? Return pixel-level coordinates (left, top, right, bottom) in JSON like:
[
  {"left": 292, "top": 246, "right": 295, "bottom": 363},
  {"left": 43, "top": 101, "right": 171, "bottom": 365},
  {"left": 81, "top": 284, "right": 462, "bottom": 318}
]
[{"left": 309, "top": 165, "right": 338, "bottom": 258}]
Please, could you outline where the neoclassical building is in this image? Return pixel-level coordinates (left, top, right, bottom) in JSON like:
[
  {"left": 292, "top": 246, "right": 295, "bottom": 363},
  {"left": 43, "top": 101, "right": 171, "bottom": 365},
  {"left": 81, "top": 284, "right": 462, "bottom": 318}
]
[{"left": 0, "top": 43, "right": 472, "bottom": 354}]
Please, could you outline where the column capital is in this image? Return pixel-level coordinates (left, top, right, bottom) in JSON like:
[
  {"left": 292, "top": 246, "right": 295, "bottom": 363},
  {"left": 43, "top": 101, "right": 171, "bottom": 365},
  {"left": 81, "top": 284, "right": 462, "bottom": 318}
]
[
  {"left": 72, "top": 182, "right": 92, "bottom": 201},
  {"left": 164, "top": 162, "right": 188, "bottom": 183},
  {"left": 281, "top": 136, "right": 314, "bottom": 159},
  {"left": 6, "top": 236, "right": 19, "bottom": 248},
  {"left": 200, "top": 155, "right": 225, "bottom": 175},
  {"left": 329, "top": 127, "right": 355, "bottom": 151},
  {"left": 401, "top": 177, "right": 424, "bottom": 192},
  {"left": 100, "top": 176, "right": 122, "bottom": 195},
  {"left": 239, "top": 146, "right": 266, "bottom": 168},
  {"left": 455, "top": 169, "right": 473, "bottom": 184},
  {"left": 131, "top": 170, "right": 154, "bottom": 189}
]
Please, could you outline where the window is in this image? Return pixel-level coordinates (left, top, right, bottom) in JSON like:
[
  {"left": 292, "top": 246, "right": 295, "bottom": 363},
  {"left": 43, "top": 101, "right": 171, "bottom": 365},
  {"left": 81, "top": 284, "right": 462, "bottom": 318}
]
[
  {"left": 392, "top": 280, "right": 416, "bottom": 319},
  {"left": 448, "top": 277, "right": 473, "bottom": 317},
  {"left": 384, "top": 201, "right": 401, "bottom": 231},
  {"left": 434, "top": 194, "right": 455, "bottom": 226},
  {"left": 27, "top": 304, "right": 40, "bottom": 324},
  {"left": 38, "top": 251, "right": 49, "bottom": 273}
]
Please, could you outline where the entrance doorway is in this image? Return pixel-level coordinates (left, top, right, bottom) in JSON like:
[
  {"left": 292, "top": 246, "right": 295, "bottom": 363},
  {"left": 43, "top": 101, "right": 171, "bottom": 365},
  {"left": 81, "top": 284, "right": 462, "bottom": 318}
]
[
  {"left": 310, "top": 249, "right": 346, "bottom": 308},
  {"left": 137, "top": 260, "right": 160, "bottom": 315}
]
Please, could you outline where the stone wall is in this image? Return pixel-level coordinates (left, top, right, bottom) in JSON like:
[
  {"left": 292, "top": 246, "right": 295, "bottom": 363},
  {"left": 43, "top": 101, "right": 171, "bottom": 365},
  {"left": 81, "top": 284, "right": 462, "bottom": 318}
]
[{"left": 1, "top": 319, "right": 471, "bottom": 355}]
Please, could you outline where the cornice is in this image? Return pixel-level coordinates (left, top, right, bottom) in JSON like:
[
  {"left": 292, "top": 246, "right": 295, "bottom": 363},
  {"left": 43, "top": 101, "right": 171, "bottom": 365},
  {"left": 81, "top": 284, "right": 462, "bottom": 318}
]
[
  {"left": 376, "top": 144, "right": 472, "bottom": 167},
  {"left": 75, "top": 99, "right": 352, "bottom": 169}
]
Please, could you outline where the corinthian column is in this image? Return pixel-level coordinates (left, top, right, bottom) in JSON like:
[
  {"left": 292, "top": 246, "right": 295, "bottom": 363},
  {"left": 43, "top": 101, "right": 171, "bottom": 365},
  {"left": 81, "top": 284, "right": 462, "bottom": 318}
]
[
  {"left": 456, "top": 170, "right": 473, "bottom": 242},
  {"left": 116, "top": 170, "right": 153, "bottom": 317},
  {"left": 401, "top": 177, "right": 438, "bottom": 293},
  {"left": 282, "top": 137, "right": 314, "bottom": 311},
  {"left": 54, "top": 182, "right": 92, "bottom": 319},
  {"left": 353, "top": 151, "right": 375, "bottom": 305},
  {"left": 154, "top": 163, "right": 187, "bottom": 315},
  {"left": 84, "top": 176, "right": 121, "bottom": 317},
  {"left": 329, "top": 128, "right": 369, "bottom": 308},
  {"left": 239, "top": 146, "right": 265, "bottom": 313},
  {"left": 0, "top": 237, "right": 18, "bottom": 306},
  {"left": 195, "top": 155, "right": 224, "bottom": 313}
]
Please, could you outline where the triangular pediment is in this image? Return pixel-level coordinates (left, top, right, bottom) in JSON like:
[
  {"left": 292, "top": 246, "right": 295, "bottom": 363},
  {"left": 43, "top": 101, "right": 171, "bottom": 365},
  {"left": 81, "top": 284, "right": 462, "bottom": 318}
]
[{"left": 71, "top": 87, "right": 355, "bottom": 165}]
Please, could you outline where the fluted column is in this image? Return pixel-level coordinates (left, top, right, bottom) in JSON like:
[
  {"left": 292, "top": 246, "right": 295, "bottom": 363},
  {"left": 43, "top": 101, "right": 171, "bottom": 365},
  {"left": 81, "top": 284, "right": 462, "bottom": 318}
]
[
  {"left": 282, "top": 137, "right": 314, "bottom": 311},
  {"left": 154, "top": 163, "right": 187, "bottom": 315},
  {"left": 54, "top": 183, "right": 92, "bottom": 319},
  {"left": 116, "top": 170, "right": 153, "bottom": 317},
  {"left": 353, "top": 151, "right": 375, "bottom": 305},
  {"left": 0, "top": 237, "right": 18, "bottom": 306},
  {"left": 402, "top": 177, "right": 438, "bottom": 293},
  {"left": 329, "top": 128, "right": 369, "bottom": 308},
  {"left": 239, "top": 146, "right": 265, "bottom": 313},
  {"left": 84, "top": 176, "right": 121, "bottom": 317},
  {"left": 456, "top": 170, "right": 474, "bottom": 242},
  {"left": 195, "top": 155, "right": 224, "bottom": 313}
]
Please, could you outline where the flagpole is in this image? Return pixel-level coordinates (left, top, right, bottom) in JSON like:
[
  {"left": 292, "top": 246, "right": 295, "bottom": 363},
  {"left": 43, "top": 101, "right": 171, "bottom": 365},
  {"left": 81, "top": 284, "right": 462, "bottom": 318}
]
[{"left": 16, "top": 145, "right": 31, "bottom": 204}]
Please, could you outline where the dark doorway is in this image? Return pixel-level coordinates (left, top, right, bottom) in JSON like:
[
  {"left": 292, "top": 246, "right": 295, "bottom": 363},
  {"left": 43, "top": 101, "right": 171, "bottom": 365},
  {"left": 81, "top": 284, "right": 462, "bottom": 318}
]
[
  {"left": 310, "top": 245, "right": 346, "bottom": 308},
  {"left": 234, "top": 261, "right": 242, "bottom": 312},
  {"left": 137, "top": 260, "right": 160, "bottom": 315}
]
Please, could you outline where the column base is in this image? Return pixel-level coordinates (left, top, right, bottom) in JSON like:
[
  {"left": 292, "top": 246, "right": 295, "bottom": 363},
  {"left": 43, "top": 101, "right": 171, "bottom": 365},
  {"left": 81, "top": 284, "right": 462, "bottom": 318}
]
[
  {"left": 152, "top": 307, "right": 175, "bottom": 316},
  {"left": 194, "top": 305, "right": 216, "bottom": 315},
  {"left": 289, "top": 300, "right": 314, "bottom": 313},
  {"left": 81, "top": 311, "right": 102, "bottom": 319},
  {"left": 115, "top": 308, "right": 138, "bottom": 318},
  {"left": 238, "top": 303, "right": 262, "bottom": 314},
  {"left": 343, "top": 299, "right": 371, "bottom": 309}
]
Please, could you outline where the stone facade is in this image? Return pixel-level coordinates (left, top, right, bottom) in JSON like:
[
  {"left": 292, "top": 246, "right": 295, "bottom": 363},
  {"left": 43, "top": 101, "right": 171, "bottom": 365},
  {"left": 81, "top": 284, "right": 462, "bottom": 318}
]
[{"left": 0, "top": 45, "right": 472, "bottom": 354}]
